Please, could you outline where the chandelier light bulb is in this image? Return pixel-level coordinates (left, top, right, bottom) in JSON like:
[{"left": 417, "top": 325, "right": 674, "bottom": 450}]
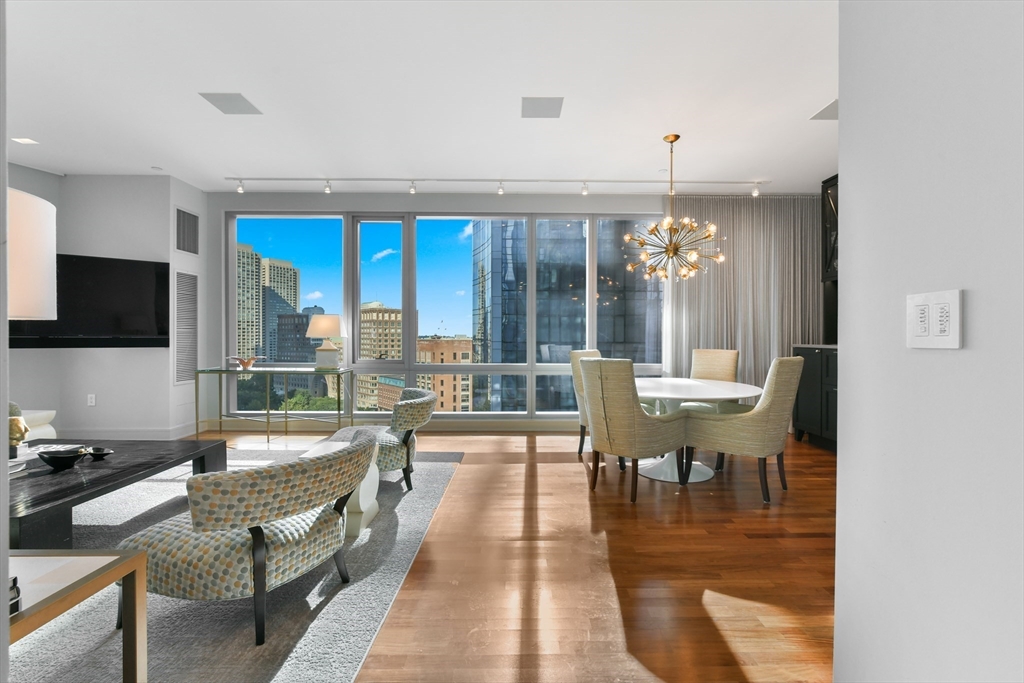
[
  {"left": 324, "top": 180, "right": 332, "bottom": 194},
  {"left": 707, "top": 223, "right": 717, "bottom": 235},
  {"left": 639, "top": 251, "right": 650, "bottom": 262},
  {"left": 717, "top": 253, "right": 726, "bottom": 263},
  {"left": 687, "top": 250, "right": 699, "bottom": 263},
  {"left": 409, "top": 181, "right": 417, "bottom": 194},
  {"left": 497, "top": 182, "right": 504, "bottom": 195},
  {"left": 236, "top": 180, "right": 245, "bottom": 194},
  {"left": 623, "top": 233, "right": 633, "bottom": 243}
]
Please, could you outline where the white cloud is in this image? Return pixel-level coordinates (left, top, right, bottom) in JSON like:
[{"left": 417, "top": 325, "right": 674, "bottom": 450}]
[
  {"left": 305, "top": 291, "right": 324, "bottom": 300},
  {"left": 371, "top": 248, "right": 398, "bottom": 262},
  {"left": 458, "top": 224, "right": 473, "bottom": 241},
  {"left": 455, "top": 290, "right": 466, "bottom": 296}
]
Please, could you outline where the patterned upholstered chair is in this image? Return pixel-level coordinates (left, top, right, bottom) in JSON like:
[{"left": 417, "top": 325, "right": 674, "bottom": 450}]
[
  {"left": 330, "top": 388, "right": 436, "bottom": 491},
  {"left": 116, "top": 430, "right": 377, "bottom": 645},
  {"left": 683, "top": 357, "right": 804, "bottom": 504},
  {"left": 580, "top": 358, "right": 689, "bottom": 503}
]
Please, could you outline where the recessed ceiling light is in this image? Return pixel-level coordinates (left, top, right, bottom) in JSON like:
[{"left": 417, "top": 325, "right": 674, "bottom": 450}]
[
  {"left": 521, "top": 97, "right": 563, "bottom": 119},
  {"left": 199, "top": 93, "right": 263, "bottom": 115},
  {"left": 11, "top": 138, "right": 39, "bottom": 145}
]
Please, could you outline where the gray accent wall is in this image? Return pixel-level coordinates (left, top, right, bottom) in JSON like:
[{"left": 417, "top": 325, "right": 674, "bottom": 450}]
[{"left": 835, "top": 2, "right": 1023, "bottom": 681}]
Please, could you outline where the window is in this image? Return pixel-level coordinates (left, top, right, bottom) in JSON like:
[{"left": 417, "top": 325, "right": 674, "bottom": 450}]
[
  {"left": 358, "top": 219, "right": 402, "bottom": 361},
  {"left": 597, "top": 218, "right": 663, "bottom": 363},
  {"left": 235, "top": 217, "right": 343, "bottom": 411},
  {"left": 536, "top": 219, "right": 587, "bottom": 363}
]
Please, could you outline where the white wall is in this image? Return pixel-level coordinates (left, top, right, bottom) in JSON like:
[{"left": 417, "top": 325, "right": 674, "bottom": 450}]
[{"left": 835, "top": 2, "right": 1023, "bottom": 681}]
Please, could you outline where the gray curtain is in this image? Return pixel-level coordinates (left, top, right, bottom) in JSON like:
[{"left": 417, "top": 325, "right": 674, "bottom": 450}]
[{"left": 661, "top": 194, "right": 822, "bottom": 387}]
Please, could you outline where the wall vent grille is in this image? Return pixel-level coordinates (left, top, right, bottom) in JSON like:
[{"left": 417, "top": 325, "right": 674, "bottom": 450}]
[
  {"left": 176, "top": 209, "right": 199, "bottom": 254},
  {"left": 175, "top": 271, "right": 198, "bottom": 383}
]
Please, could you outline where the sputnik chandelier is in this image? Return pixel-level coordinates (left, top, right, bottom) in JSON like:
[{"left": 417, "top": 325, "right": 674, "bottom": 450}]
[{"left": 624, "top": 134, "right": 725, "bottom": 281}]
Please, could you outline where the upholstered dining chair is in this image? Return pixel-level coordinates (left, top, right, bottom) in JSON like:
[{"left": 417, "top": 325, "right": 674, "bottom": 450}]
[
  {"left": 330, "top": 387, "right": 437, "bottom": 491},
  {"left": 580, "top": 358, "right": 689, "bottom": 503},
  {"left": 117, "top": 430, "right": 377, "bottom": 645},
  {"left": 686, "top": 348, "right": 741, "bottom": 470},
  {"left": 682, "top": 356, "right": 804, "bottom": 504},
  {"left": 570, "top": 350, "right": 626, "bottom": 471}
]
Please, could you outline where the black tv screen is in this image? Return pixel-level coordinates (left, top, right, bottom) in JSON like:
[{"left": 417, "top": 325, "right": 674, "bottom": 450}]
[{"left": 9, "top": 254, "right": 170, "bottom": 348}]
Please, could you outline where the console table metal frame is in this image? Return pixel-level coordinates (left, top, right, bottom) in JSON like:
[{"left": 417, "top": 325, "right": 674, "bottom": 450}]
[
  {"left": 10, "top": 549, "right": 148, "bottom": 682},
  {"left": 195, "top": 366, "right": 354, "bottom": 440}
]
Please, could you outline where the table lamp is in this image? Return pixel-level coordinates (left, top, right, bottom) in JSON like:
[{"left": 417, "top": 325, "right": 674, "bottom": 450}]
[
  {"left": 306, "top": 314, "right": 346, "bottom": 368},
  {"left": 7, "top": 188, "right": 57, "bottom": 321}
]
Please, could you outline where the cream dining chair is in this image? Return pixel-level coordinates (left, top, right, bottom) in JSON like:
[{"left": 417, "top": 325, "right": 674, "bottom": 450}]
[
  {"left": 686, "top": 348, "right": 741, "bottom": 471},
  {"left": 570, "top": 350, "right": 626, "bottom": 471},
  {"left": 580, "top": 358, "right": 688, "bottom": 503},
  {"left": 682, "top": 356, "right": 804, "bottom": 504}
]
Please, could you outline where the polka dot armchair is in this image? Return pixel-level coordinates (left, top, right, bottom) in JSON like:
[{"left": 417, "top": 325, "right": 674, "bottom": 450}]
[
  {"left": 117, "top": 430, "right": 377, "bottom": 645},
  {"left": 329, "top": 388, "right": 437, "bottom": 491}
]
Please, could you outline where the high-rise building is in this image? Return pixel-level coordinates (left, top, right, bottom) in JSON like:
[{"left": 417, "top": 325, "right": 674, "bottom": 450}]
[
  {"left": 471, "top": 219, "right": 527, "bottom": 411},
  {"left": 358, "top": 301, "right": 403, "bottom": 409},
  {"left": 274, "top": 308, "right": 329, "bottom": 398},
  {"left": 236, "top": 244, "right": 263, "bottom": 359},
  {"left": 416, "top": 335, "right": 472, "bottom": 413},
  {"left": 261, "top": 258, "right": 300, "bottom": 362}
]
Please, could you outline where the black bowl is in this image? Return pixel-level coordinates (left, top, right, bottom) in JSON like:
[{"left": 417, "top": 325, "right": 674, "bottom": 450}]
[
  {"left": 84, "top": 447, "right": 114, "bottom": 460},
  {"left": 37, "top": 449, "right": 86, "bottom": 472}
]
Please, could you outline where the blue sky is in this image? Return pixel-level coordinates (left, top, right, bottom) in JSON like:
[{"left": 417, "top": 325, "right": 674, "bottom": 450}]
[{"left": 238, "top": 216, "right": 473, "bottom": 336}]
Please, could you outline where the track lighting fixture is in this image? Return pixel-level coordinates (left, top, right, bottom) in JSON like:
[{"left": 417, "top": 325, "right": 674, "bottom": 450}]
[
  {"left": 751, "top": 183, "right": 760, "bottom": 197},
  {"left": 581, "top": 182, "right": 589, "bottom": 196},
  {"left": 236, "top": 180, "right": 245, "bottom": 194},
  {"left": 409, "top": 181, "right": 416, "bottom": 194},
  {"left": 324, "top": 180, "right": 332, "bottom": 194},
  {"left": 497, "top": 182, "right": 505, "bottom": 195}
]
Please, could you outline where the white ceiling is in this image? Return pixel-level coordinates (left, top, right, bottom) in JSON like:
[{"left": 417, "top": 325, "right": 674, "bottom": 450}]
[{"left": 7, "top": 1, "right": 838, "bottom": 195}]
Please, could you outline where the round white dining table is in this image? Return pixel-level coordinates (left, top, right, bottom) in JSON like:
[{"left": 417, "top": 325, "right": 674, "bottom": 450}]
[{"left": 633, "top": 377, "right": 763, "bottom": 484}]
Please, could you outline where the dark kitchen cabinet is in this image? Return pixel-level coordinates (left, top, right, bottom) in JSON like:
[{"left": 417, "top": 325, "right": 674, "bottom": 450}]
[{"left": 793, "top": 345, "right": 837, "bottom": 448}]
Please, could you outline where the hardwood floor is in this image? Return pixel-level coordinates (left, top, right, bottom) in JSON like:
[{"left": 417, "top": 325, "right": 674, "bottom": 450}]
[{"left": 350, "top": 433, "right": 837, "bottom": 683}]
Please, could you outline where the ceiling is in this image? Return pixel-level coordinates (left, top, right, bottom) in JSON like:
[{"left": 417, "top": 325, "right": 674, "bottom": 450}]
[{"left": 7, "top": 1, "right": 838, "bottom": 195}]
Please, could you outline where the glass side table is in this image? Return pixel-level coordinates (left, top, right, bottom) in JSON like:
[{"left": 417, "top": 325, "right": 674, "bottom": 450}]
[{"left": 195, "top": 366, "right": 354, "bottom": 440}]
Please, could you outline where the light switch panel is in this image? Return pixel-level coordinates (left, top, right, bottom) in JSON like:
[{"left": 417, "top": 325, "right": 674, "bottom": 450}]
[{"left": 906, "top": 289, "right": 962, "bottom": 349}]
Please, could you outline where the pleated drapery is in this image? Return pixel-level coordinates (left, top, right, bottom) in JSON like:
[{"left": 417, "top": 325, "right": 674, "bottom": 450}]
[{"left": 661, "top": 194, "right": 822, "bottom": 388}]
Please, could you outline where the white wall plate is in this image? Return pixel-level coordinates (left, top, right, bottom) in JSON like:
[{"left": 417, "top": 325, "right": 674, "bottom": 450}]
[{"left": 906, "top": 289, "right": 962, "bottom": 349}]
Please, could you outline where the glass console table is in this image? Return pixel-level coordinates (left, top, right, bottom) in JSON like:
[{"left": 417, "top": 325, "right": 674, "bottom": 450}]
[{"left": 195, "top": 366, "right": 354, "bottom": 440}]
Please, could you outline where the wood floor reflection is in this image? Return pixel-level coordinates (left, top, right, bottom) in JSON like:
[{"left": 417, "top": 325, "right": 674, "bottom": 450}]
[{"left": 351, "top": 433, "right": 836, "bottom": 683}]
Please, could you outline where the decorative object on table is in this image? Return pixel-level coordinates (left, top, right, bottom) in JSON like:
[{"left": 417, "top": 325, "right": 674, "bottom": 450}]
[
  {"left": 9, "top": 401, "right": 29, "bottom": 459},
  {"left": 36, "top": 448, "right": 87, "bottom": 472},
  {"left": 579, "top": 358, "right": 689, "bottom": 503},
  {"left": 306, "top": 313, "right": 347, "bottom": 369},
  {"left": 684, "top": 356, "right": 804, "bottom": 504},
  {"left": 82, "top": 446, "right": 114, "bottom": 460},
  {"left": 227, "top": 355, "right": 265, "bottom": 370},
  {"left": 623, "top": 134, "right": 725, "bottom": 281},
  {"left": 7, "top": 188, "right": 58, "bottom": 321}
]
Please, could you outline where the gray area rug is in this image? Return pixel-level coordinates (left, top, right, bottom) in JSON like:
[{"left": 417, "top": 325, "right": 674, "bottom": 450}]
[{"left": 9, "top": 449, "right": 462, "bottom": 683}]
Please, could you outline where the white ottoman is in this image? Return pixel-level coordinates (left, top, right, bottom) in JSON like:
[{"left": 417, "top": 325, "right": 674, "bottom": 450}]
[{"left": 299, "top": 438, "right": 379, "bottom": 539}]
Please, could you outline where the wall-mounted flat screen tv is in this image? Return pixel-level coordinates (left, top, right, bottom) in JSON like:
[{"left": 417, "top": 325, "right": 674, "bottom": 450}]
[{"left": 9, "top": 254, "right": 170, "bottom": 348}]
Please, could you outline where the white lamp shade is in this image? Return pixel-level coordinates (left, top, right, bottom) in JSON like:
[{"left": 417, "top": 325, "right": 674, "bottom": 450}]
[
  {"left": 305, "top": 313, "right": 346, "bottom": 339},
  {"left": 8, "top": 188, "right": 57, "bottom": 320}
]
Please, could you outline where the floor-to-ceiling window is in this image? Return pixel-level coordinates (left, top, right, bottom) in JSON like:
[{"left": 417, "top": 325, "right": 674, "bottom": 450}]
[
  {"left": 233, "top": 216, "right": 344, "bottom": 412},
  {"left": 229, "top": 211, "right": 659, "bottom": 421}
]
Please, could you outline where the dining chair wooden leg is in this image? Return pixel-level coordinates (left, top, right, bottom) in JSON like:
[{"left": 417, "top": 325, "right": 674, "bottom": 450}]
[
  {"left": 758, "top": 458, "right": 770, "bottom": 504},
  {"left": 630, "top": 459, "right": 638, "bottom": 503},
  {"left": 682, "top": 446, "right": 694, "bottom": 485},
  {"left": 675, "top": 448, "right": 685, "bottom": 486},
  {"left": 591, "top": 451, "right": 601, "bottom": 490},
  {"left": 618, "top": 456, "right": 626, "bottom": 471},
  {"left": 776, "top": 452, "right": 787, "bottom": 490},
  {"left": 715, "top": 452, "right": 725, "bottom": 471},
  {"left": 577, "top": 425, "right": 586, "bottom": 456}
]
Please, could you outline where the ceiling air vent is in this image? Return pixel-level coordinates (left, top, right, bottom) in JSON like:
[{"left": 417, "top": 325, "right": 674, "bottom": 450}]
[{"left": 176, "top": 209, "right": 199, "bottom": 255}]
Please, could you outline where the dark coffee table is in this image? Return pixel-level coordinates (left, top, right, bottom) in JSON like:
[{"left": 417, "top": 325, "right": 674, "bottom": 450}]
[{"left": 9, "top": 438, "right": 227, "bottom": 549}]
